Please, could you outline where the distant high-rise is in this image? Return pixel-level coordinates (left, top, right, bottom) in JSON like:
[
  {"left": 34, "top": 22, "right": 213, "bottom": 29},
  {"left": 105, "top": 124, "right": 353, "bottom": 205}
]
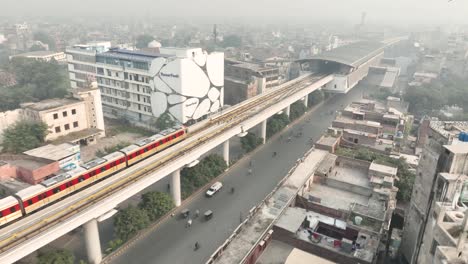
[
  {"left": 361, "top": 12, "right": 367, "bottom": 26},
  {"left": 66, "top": 41, "right": 112, "bottom": 89}
]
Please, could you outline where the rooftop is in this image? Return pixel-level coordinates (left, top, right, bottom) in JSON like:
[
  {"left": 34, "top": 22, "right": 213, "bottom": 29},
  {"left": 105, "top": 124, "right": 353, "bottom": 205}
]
[
  {"left": 13, "top": 50, "right": 64, "bottom": 58},
  {"left": 444, "top": 142, "right": 468, "bottom": 155},
  {"left": 303, "top": 41, "right": 386, "bottom": 68},
  {"left": 21, "top": 98, "right": 81, "bottom": 111},
  {"left": 430, "top": 121, "right": 468, "bottom": 140},
  {"left": 98, "top": 48, "right": 168, "bottom": 63},
  {"left": 24, "top": 143, "right": 78, "bottom": 161},
  {"left": 369, "top": 162, "right": 398, "bottom": 176}
]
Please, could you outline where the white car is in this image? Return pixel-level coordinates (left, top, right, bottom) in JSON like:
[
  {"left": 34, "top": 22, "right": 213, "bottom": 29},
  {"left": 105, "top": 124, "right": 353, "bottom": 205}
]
[{"left": 206, "top": 182, "right": 223, "bottom": 197}]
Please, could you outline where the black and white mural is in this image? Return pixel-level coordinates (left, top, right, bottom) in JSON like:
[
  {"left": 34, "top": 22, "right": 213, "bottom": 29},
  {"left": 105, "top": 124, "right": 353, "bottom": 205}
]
[{"left": 148, "top": 50, "right": 224, "bottom": 124}]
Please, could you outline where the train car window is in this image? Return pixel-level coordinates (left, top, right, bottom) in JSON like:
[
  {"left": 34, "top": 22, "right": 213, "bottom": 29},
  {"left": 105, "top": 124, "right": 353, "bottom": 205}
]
[
  {"left": 54, "top": 188, "right": 60, "bottom": 194},
  {"left": 145, "top": 147, "right": 149, "bottom": 152},
  {"left": 101, "top": 166, "right": 106, "bottom": 172},
  {"left": 159, "top": 140, "right": 163, "bottom": 145},
  {"left": 79, "top": 176, "right": 85, "bottom": 182},
  {"left": 10, "top": 206, "right": 16, "bottom": 213},
  {"left": 0, "top": 211, "right": 3, "bottom": 217},
  {"left": 27, "top": 200, "right": 32, "bottom": 206}
]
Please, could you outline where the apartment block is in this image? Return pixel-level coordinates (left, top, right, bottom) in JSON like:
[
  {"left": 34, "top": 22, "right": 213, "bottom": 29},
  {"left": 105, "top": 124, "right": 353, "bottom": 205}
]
[{"left": 401, "top": 121, "right": 468, "bottom": 263}]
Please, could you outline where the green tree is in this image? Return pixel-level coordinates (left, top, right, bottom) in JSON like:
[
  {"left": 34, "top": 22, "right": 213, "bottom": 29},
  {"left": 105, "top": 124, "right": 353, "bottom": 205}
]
[
  {"left": 29, "top": 44, "right": 47, "bottom": 52},
  {"left": 139, "top": 191, "right": 174, "bottom": 221},
  {"left": 136, "top": 34, "right": 154, "bottom": 49},
  {"left": 181, "top": 154, "right": 227, "bottom": 198},
  {"left": 10, "top": 57, "right": 69, "bottom": 100},
  {"left": 38, "top": 249, "right": 74, "bottom": 264},
  {"left": 308, "top": 90, "right": 324, "bottom": 107},
  {"left": 114, "top": 206, "right": 150, "bottom": 241},
  {"left": 106, "top": 238, "right": 123, "bottom": 253},
  {"left": 290, "top": 101, "right": 307, "bottom": 120},
  {"left": 33, "top": 31, "right": 56, "bottom": 50},
  {"left": 222, "top": 35, "right": 242, "bottom": 48},
  {"left": 2, "top": 121, "right": 48, "bottom": 153},
  {"left": 267, "top": 113, "right": 289, "bottom": 138},
  {"left": 154, "top": 113, "right": 176, "bottom": 130},
  {"left": 240, "top": 132, "right": 263, "bottom": 153}
]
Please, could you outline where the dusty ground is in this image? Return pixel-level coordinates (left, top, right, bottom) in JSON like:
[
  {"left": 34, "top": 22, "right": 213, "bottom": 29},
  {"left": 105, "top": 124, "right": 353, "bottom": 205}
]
[{"left": 80, "top": 132, "right": 144, "bottom": 162}]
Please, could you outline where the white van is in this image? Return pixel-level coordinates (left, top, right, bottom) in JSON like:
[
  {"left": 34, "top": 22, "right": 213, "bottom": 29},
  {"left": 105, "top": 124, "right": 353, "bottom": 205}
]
[{"left": 206, "top": 182, "right": 223, "bottom": 197}]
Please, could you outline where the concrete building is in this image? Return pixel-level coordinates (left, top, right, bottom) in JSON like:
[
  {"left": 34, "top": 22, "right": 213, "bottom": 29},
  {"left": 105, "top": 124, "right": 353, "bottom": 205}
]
[
  {"left": 20, "top": 87, "right": 105, "bottom": 142},
  {"left": 10, "top": 50, "right": 66, "bottom": 62},
  {"left": 224, "top": 59, "right": 280, "bottom": 105},
  {"left": 401, "top": 121, "right": 468, "bottom": 263},
  {"left": 24, "top": 143, "right": 81, "bottom": 171},
  {"left": 0, "top": 155, "right": 59, "bottom": 185},
  {"left": 297, "top": 41, "right": 386, "bottom": 93},
  {"left": 96, "top": 48, "right": 224, "bottom": 125},
  {"left": 66, "top": 41, "right": 111, "bottom": 89},
  {"left": 417, "top": 171, "right": 468, "bottom": 264}
]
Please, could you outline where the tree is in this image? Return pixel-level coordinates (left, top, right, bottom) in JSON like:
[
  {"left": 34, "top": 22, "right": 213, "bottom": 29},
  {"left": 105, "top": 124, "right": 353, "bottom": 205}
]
[
  {"left": 136, "top": 34, "right": 154, "bottom": 49},
  {"left": 38, "top": 249, "right": 74, "bottom": 264},
  {"left": 222, "top": 35, "right": 242, "bottom": 48},
  {"left": 29, "top": 44, "right": 46, "bottom": 52},
  {"left": 308, "top": 90, "right": 324, "bottom": 107},
  {"left": 240, "top": 132, "right": 263, "bottom": 153},
  {"left": 2, "top": 121, "right": 48, "bottom": 153},
  {"left": 114, "top": 206, "right": 150, "bottom": 241},
  {"left": 181, "top": 154, "right": 227, "bottom": 198},
  {"left": 33, "top": 31, "right": 55, "bottom": 50},
  {"left": 290, "top": 101, "right": 307, "bottom": 120},
  {"left": 139, "top": 191, "right": 174, "bottom": 221},
  {"left": 267, "top": 113, "right": 289, "bottom": 138},
  {"left": 154, "top": 113, "right": 176, "bottom": 130}
]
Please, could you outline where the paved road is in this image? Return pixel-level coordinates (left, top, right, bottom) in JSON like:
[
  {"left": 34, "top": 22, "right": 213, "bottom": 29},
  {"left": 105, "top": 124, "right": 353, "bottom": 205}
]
[{"left": 109, "top": 84, "right": 366, "bottom": 264}]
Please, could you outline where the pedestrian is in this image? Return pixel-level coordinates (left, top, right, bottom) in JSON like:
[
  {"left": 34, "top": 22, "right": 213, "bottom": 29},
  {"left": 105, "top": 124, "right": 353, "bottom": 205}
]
[{"left": 187, "top": 218, "right": 192, "bottom": 228}]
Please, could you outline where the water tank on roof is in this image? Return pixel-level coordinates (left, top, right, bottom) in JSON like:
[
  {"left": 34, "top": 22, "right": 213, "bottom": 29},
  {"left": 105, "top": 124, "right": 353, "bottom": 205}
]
[{"left": 459, "top": 132, "right": 468, "bottom": 142}]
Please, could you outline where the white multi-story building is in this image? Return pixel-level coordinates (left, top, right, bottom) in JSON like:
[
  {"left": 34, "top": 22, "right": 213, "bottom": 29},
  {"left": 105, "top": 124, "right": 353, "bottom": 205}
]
[
  {"left": 96, "top": 47, "right": 224, "bottom": 125},
  {"left": 66, "top": 41, "right": 111, "bottom": 89}
]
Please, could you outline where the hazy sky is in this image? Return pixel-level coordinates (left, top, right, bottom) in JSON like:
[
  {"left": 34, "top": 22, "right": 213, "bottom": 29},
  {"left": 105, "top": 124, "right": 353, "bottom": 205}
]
[{"left": 2, "top": 0, "right": 468, "bottom": 24}]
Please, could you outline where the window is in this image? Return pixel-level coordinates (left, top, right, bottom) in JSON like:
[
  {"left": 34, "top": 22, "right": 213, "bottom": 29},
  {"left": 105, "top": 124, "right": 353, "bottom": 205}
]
[
  {"left": 73, "top": 121, "right": 79, "bottom": 128},
  {"left": 55, "top": 126, "right": 61, "bottom": 133},
  {"left": 53, "top": 113, "right": 58, "bottom": 119},
  {"left": 63, "top": 111, "right": 67, "bottom": 117},
  {"left": 64, "top": 124, "right": 70, "bottom": 130},
  {"left": 71, "top": 109, "right": 76, "bottom": 115}
]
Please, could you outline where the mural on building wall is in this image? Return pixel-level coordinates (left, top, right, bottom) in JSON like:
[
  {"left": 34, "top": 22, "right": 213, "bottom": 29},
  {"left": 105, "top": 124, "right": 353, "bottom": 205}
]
[{"left": 148, "top": 52, "right": 224, "bottom": 124}]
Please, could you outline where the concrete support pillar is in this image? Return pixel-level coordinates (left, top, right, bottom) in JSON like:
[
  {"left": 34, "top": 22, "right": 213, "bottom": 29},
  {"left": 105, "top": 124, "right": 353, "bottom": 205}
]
[
  {"left": 261, "top": 120, "right": 267, "bottom": 144},
  {"left": 84, "top": 218, "right": 102, "bottom": 264},
  {"left": 457, "top": 211, "right": 468, "bottom": 255},
  {"left": 303, "top": 95, "right": 308, "bottom": 107},
  {"left": 171, "top": 169, "right": 181, "bottom": 207},
  {"left": 223, "top": 140, "right": 229, "bottom": 166},
  {"left": 285, "top": 105, "right": 290, "bottom": 117}
]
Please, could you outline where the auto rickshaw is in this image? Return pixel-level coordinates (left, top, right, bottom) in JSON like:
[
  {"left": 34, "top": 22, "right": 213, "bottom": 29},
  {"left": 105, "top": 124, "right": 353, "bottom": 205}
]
[
  {"left": 181, "top": 209, "right": 190, "bottom": 219},
  {"left": 204, "top": 210, "right": 213, "bottom": 221}
]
